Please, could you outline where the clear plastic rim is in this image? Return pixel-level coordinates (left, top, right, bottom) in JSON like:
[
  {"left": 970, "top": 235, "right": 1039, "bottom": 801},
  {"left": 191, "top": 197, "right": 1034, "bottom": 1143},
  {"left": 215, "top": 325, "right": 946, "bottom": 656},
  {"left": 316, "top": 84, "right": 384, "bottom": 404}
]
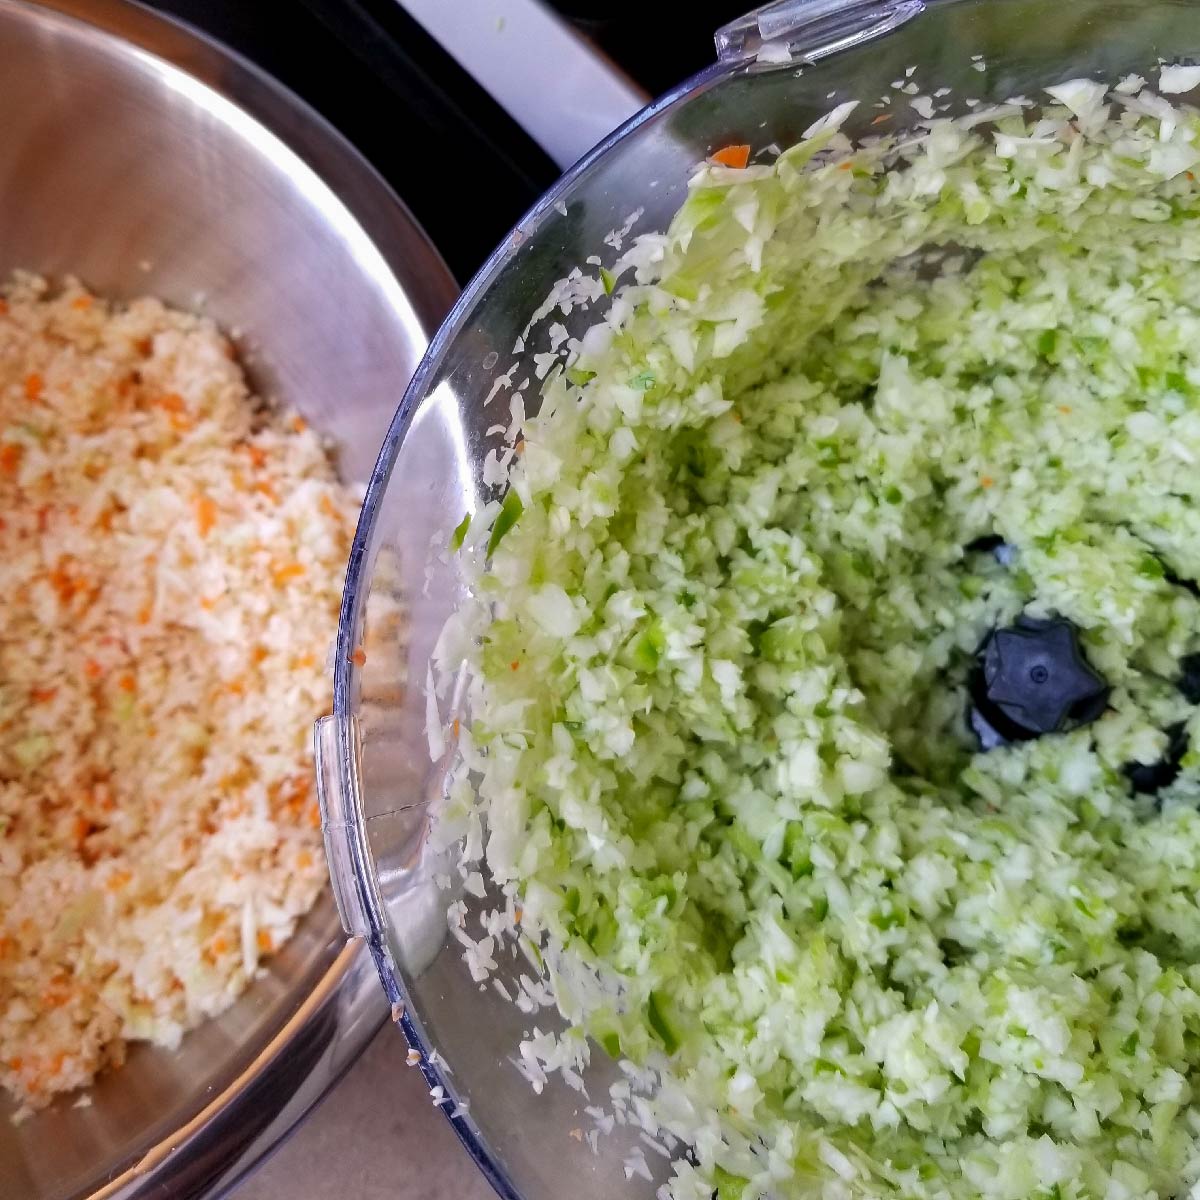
[{"left": 329, "top": 56, "right": 743, "bottom": 1198}]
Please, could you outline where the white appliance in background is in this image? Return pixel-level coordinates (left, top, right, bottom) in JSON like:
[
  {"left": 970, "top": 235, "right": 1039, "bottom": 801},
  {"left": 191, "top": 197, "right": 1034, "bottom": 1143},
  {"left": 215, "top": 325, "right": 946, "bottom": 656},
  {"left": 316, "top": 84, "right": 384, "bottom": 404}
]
[{"left": 395, "top": 0, "right": 647, "bottom": 169}]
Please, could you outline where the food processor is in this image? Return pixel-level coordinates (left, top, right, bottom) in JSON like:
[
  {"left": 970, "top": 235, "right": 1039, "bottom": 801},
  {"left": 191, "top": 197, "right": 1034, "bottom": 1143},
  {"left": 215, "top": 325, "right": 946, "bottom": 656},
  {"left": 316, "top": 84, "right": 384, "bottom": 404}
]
[{"left": 315, "top": 1, "right": 1200, "bottom": 1195}]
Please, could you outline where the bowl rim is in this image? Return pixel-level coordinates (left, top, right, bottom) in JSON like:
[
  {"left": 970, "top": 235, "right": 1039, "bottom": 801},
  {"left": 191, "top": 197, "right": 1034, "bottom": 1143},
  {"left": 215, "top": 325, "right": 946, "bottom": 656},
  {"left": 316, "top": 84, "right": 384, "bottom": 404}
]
[{"left": 0, "top": 1, "right": 458, "bottom": 1197}]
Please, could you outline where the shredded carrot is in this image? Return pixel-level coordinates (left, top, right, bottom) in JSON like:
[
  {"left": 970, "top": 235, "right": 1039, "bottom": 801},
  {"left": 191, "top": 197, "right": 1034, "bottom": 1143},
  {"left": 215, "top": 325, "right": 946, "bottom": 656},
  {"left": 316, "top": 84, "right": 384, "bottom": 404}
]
[
  {"left": 271, "top": 561, "right": 305, "bottom": 585},
  {"left": 871, "top": 113, "right": 892, "bottom": 126},
  {"left": 30, "top": 687, "right": 56, "bottom": 703},
  {"left": 209, "top": 934, "right": 230, "bottom": 956},
  {"left": 290, "top": 414, "right": 308, "bottom": 433},
  {"left": 118, "top": 673, "right": 136, "bottom": 694},
  {"left": 712, "top": 143, "right": 751, "bottom": 169},
  {"left": 980, "top": 475, "right": 995, "bottom": 489},
  {"left": 169, "top": 413, "right": 192, "bottom": 433},
  {"left": 134, "top": 336, "right": 153, "bottom": 357},
  {"left": 510, "top": 659, "right": 521, "bottom": 671},
  {"left": 351, "top": 645, "right": 367, "bottom": 667},
  {"left": 251, "top": 644, "right": 269, "bottom": 664},
  {"left": 290, "top": 652, "right": 315, "bottom": 669},
  {"left": 514, "top": 906, "right": 524, "bottom": 924},
  {"left": 245, "top": 444, "right": 268, "bottom": 469},
  {"left": 137, "top": 603, "right": 152, "bottom": 625},
  {"left": 199, "top": 595, "right": 217, "bottom": 611},
  {"left": 49, "top": 564, "right": 80, "bottom": 603},
  {"left": 8, "top": 1058, "right": 22, "bottom": 1072},
  {"left": 83, "top": 658, "right": 103, "bottom": 680},
  {"left": 1189, "top": 171, "right": 1197, "bottom": 181},
  {"left": 156, "top": 392, "right": 186, "bottom": 414},
  {"left": 295, "top": 850, "right": 314, "bottom": 871},
  {"left": 194, "top": 494, "right": 217, "bottom": 537},
  {"left": 837, "top": 159, "right": 855, "bottom": 170},
  {"left": 306, "top": 802, "right": 321, "bottom": 829},
  {"left": 71, "top": 294, "right": 93, "bottom": 311},
  {"left": 319, "top": 493, "right": 338, "bottom": 519},
  {"left": 226, "top": 678, "right": 245, "bottom": 696},
  {"left": 0, "top": 298, "right": 8, "bottom": 316},
  {"left": 24, "top": 372, "right": 43, "bottom": 401},
  {"left": 48, "top": 1052, "right": 65, "bottom": 1074},
  {"left": 0, "top": 936, "right": 11, "bottom": 960},
  {"left": 254, "top": 479, "right": 280, "bottom": 503},
  {"left": 105, "top": 869, "right": 132, "bottom": 892},
  {"left": 0, "top": 442, "right": 23, "bottom": 474},
  {"left": 452, "top": 718, "right": 461, "bottom": 738},
  {"left": 257, "top": 929, "right": 274, "bottom": 953},
  {"left": 72, "top": 816, "right": 91, "bottom": 844},
  {"left": 1058, "top": 404, "right": 1072, "bottom": 415}
]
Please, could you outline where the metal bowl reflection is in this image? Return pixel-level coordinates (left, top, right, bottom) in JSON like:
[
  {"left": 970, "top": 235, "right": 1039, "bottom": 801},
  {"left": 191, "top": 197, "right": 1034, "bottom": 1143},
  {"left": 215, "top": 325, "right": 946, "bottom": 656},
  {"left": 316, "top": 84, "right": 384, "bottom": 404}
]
[{"left": 0, "top": 2, "right": 456, "bottom": 1197}]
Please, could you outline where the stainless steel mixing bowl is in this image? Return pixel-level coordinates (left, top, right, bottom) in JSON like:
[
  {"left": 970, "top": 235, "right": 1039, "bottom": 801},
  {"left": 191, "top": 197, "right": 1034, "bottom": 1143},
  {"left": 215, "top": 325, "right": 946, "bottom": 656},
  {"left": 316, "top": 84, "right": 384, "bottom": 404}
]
[{"left": 0, "top": 1, "right": 457, "bottom": 1197}]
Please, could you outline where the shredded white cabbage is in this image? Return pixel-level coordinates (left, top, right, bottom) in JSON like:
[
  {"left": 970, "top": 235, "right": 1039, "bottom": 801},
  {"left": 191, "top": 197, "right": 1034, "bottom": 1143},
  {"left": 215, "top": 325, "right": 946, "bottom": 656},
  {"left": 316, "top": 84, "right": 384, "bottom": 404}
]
[{"left": 449, "top": 74, "right": 1200, "bottom": 1200}]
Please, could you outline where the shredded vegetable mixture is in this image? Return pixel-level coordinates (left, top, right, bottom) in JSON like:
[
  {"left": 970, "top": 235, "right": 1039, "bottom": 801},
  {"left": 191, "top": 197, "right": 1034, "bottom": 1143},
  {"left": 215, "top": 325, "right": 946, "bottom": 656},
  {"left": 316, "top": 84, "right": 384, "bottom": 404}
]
[
  {"left": 0, "top": 277, "right": 356, "bottom": 1113},
  {"left": 444, "top": 73, "right": 1200, "bottom": 1199}
]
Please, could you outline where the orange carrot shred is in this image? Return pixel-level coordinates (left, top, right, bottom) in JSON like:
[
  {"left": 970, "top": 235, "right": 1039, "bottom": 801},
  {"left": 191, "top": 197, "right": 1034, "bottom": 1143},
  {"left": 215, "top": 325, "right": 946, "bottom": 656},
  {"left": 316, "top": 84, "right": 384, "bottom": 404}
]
[
  {"left": 271, "top": 562, "right": 305, "bottom": 585},
  {"left": 83, "top": 659, "right": 103, "bottom": 680},
  {"left": 71, "top": 294, "right": 93, "bottom": 311},
  {"left": 118, "top": 673, "right": 136, "bottom": 693},
  {"left": 0, "top": 443, "right": 22, "bottom": 475},
  {"left": 24, "top": 373, "right": 43, "bottom": 400},
  {"left": 194, "top": 494, "right": 217, "bottom": 537},
  {"left": 510, "top": 660, "right": 521, "bottom": 671},
  {"left": 157, "top": 392, "right": 186, "bottom": 414},
  {"left": 980, "top": 475, "right": 995, "bottom": 489},
  {"left": 351, "top": 646, "right": 367, "bottom": 667},
  {"left": 712, "top": 143, "right": 751, "bottom": 169},
  {"left": 871, "top": 113, "right": 892, "bottom": 126},
  {"left": 257, "top": 929, "right": 274, "bottom": 953},
  {"left": 291, "top": 415, "right": 308, "bottom": 433}
]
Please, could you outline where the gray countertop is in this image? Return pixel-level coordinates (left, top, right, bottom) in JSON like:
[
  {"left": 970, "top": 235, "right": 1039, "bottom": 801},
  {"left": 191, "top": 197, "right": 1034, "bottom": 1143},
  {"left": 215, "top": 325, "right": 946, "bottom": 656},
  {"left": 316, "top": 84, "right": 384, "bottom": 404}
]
[{"left": 236, "top": 1026, "right": 493, "bottom": 1200}]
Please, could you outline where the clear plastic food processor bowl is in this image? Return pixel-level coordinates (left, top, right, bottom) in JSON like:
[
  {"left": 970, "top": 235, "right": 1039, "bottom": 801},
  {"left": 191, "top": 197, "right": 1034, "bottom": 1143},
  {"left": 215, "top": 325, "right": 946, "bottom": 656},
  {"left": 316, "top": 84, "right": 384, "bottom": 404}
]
[{"left": 316, "top": 1, "right": 1200, "bottom": 1195}]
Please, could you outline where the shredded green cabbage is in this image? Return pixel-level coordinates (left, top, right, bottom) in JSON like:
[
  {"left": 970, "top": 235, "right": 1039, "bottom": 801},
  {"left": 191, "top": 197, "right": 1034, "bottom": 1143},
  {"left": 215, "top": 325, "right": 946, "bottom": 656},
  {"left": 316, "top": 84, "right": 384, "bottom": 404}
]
[{"left": 456, "top": 74, "right": 1200, "bottom": 1199}]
